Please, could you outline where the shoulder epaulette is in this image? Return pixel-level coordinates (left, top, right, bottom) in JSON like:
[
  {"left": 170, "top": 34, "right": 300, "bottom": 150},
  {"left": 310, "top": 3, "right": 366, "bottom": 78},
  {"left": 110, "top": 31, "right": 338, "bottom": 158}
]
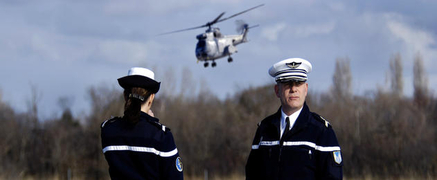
[
  {"left": 101, "top": 116, "right": 120, "bottom": 128},
  {"left": 147, "top": 119, "right": 171, "bottom": 132},
  {"left": 312, "top": 113, "right": 330, "bottom": 128}
]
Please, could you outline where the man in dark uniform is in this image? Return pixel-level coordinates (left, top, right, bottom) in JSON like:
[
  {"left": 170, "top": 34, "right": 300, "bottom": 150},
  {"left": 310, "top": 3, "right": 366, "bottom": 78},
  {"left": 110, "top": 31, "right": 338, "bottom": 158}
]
[
  {"left": 246, "top": 58, "right": 343, "bottom": 180},
  {"left": 101, "top": 67, "right": 183, "bottom": 180}
]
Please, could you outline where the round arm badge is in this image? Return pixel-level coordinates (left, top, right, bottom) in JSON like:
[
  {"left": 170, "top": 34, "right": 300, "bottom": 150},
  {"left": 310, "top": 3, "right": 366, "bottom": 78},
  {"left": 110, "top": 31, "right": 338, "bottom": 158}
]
[{"left": 176, "top": 157, "right": 183, "bottom": 172}]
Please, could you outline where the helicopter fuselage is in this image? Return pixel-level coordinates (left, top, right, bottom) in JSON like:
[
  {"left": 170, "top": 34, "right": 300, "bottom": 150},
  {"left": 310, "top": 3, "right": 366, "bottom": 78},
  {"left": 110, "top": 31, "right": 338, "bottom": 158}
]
[
  {"left": 195, "top": 28, "right": 247, "bottom": 62},
  {"left": 158, "top": 4, "right": 263, "bottom": 67}
]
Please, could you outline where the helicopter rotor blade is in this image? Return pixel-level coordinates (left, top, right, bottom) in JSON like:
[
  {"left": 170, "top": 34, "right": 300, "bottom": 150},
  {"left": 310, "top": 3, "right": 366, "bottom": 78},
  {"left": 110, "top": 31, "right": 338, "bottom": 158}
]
[
  {"left": 157, "top": 12, "right": 226, "bottom": 36},
  {"left": 157, "top": 4, "right": 264, "bottom": 36},
  {"left": 249, "top": 24, "right": 259, "bottom": 29},
  {"left": 207, "top": 12, "right": 225, "bottom": 27},
  {"left": 216, "top": 4, "right": 264, "bottom": 24},
  {"left": 157, "top": 24, "right": 207, "bottom": 36}
]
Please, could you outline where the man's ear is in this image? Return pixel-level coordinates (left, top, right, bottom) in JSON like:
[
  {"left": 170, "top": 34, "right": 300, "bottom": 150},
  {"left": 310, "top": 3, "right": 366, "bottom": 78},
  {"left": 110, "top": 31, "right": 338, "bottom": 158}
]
[
  {"left": 274, "top": 84, "right": 280, "bottom": 98},
  {"left": 304, "top": 83, "right": 308, "bottom": 96}
]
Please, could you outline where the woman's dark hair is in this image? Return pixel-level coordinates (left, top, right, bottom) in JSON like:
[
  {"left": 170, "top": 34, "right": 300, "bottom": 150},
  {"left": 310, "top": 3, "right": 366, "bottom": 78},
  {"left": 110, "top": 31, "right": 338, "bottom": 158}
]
[{"left": 123, "top": 87, "right": 153, "bottom": 124}]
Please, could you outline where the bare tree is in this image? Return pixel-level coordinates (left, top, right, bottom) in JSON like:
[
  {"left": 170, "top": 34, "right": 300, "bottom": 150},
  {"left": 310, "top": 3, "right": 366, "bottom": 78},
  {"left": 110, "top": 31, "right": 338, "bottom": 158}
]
[
  {"left": 26, "top": 83, "right": 42, "bottom": 127},
  {"left": 180, "top": 67, "right": 196, "bottom": 98},
  {"left": 159, "top": 66, "right": 177, "bottom": 98},
  {"left": 389, "top": 53, "right": 403, "bottom": 97},
  {"left": 413, "top": 52, "right": 429, "bottom": 107},
  {"left": 331, "top": 57, "right": 353, "bottom": 101},
  {"left": 58, "top": 96, "right": 74, "bottom": 112},
  {"left": 2, "top": 59, "right": 437, "bottom": 179}
]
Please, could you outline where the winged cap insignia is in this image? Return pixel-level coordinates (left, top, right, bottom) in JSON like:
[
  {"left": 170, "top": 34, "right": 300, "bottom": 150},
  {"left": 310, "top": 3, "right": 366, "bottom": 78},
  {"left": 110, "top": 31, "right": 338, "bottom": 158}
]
[{"left": 286, "top": 62, "right": 302, "bottom": 69}]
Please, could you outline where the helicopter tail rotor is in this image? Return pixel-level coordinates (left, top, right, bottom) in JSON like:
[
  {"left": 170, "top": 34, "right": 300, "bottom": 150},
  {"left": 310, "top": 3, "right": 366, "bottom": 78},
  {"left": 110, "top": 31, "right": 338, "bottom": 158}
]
[
  {"left": 236, "top": 20, "right": 249, "bottom": 34},
  {"left": 248, "top": 24, "right": 259, "bottom": 29},
  {"left": 236, "top": 20, "right": 259, "bottom": 34}
]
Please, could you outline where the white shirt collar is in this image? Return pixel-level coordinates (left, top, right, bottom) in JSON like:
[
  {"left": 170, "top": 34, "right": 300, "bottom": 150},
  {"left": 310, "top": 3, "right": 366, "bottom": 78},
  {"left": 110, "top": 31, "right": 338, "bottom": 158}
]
[{"left": 280, "top": 107, "right": 303, "bottom": 138}]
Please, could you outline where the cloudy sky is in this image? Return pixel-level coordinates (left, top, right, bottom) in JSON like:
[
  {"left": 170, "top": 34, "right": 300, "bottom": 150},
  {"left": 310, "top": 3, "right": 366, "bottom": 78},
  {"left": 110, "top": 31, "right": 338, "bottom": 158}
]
[{"left": 1, "top": 0, "right": 436, "bottom": 119}]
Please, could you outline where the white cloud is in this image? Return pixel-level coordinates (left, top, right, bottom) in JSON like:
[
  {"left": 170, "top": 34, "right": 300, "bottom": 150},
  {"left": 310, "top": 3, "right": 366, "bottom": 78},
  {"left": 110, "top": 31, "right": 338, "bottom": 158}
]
[
  {"left": 2, "top": 0, "right": 437, "bottom": 118},
  {"left": 289, "top": 21, "right": 336, "bottom": 38},
  {"left": 93, "top": 40, "right": 150, "bottom": 64},
  {"left": 388, "top": 20, "right": 434, "bottom": 51},
  {"left": 327, "top": 1, "right": 345, "bottom": 11},
  {"left": 387, "top": 18, "right": 437, "bottom": 68},
  {"left": 30, "top": 34, "right": 62, "bottom": 61},
  {"left": 261, "top": 20, "right": 336, "bottom": 41},
  {"left": 103, "top": 0, "right": 232, "bottom": 16},
  {"left": 261, "top": 23, "right": 287, "bottom": 41}
]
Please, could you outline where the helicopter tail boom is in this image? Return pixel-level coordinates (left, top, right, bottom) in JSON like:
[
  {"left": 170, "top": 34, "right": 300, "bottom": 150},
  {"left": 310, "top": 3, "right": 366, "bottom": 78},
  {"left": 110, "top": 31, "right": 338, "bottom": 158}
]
[
  {"left": 232, "top": 23, "right": 250, "bottom": 45},
  {"left": 241, "top": 24, "right": 249, "bottom": 43}
]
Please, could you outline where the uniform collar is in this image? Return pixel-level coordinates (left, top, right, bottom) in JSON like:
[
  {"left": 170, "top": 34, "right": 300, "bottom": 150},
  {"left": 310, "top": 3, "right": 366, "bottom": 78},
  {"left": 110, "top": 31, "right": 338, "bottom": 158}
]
[
  {"left": 288, "top": 103, "right": 310, "bottom": 135},
  {"left": 267, "top": 104, "right": 310, "bottom": 138},
  {"left": 272, "top": 103, "right": 311, "bottom": 139},
  {"left": 280, "top": 107, "right": 303, "bottom": 138},
  {"left": 140, "top": 111, "right": 159, "bottom": 123},
  {"left": 280, "top": 107, "right": 303, "bottom": 128}
]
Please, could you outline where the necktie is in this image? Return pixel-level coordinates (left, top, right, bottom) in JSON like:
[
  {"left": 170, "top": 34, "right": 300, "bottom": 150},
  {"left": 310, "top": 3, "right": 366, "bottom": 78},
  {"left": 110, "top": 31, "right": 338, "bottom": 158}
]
[{"left": 284, "top": 117, "right": 290, "bottom": 136}]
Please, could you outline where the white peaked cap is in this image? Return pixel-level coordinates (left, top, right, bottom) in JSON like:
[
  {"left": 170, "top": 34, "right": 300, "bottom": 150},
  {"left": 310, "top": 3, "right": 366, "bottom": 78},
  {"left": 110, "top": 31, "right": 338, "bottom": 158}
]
[
  {"left": 268, "top": 58, "right": 312, "bottom": 82},
  {"left": 118, "top": 67, "right": 160, "bottom": 93},
  {"left": 128, "top": 67, "right": 155, "bottom": 80}
]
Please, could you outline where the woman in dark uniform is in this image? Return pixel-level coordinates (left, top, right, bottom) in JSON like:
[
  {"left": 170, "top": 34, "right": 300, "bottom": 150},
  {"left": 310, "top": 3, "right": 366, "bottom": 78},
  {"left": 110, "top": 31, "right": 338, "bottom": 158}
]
[{"left": 101, "top": 67, "right": 183, "bottom": 180}]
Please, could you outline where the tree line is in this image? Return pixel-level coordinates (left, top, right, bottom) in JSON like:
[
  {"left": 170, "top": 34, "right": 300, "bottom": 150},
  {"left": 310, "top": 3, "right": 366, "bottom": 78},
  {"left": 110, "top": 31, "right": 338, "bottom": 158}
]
[{"left": 0, "top": 53, "right": 436, "bottom": 179}]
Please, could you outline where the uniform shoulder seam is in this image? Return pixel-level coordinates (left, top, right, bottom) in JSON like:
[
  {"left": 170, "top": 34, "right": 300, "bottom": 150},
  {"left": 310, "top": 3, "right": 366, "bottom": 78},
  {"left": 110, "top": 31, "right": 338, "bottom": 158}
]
[
  {"left": 311, "top": 112, "right": 330, "bottom": 128},
  {"left": 147, "top": 119, "right": 171, "bottom": 132},
  {"left": 101, "top": 116, "right": 121, "bottom": 128}
]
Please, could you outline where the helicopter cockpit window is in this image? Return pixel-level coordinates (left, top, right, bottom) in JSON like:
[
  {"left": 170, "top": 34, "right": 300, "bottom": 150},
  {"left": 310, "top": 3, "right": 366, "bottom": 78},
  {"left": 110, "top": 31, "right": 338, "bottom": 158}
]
[
  {"left": 212, "top": 28, "right": 222, "bottom": 38},
  {"left": 214, "top": 32, "right": 222, "bottom": 38},
  {"left": 196, "top": 34, "right": 206, "bottom": 39},
  {"left": 196, "top": 40, "right": 206, "bottom": 48},
  {"left": 214, "top": 32, "right": 221, "bottom": 37}
]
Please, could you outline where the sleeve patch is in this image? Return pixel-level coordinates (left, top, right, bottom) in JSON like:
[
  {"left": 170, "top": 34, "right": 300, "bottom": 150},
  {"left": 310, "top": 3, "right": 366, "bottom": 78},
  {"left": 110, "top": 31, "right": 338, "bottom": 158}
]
[
  {"left": 176, "top": 157, "right": 183, "bottom": 172},
  {"left": 333, "top": 151, "right": 342, "bottom": 164}
]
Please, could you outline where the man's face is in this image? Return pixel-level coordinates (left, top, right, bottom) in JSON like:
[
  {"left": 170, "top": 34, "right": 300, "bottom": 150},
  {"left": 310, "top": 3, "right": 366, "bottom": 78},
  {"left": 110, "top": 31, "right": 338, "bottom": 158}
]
[{"left": 275, "top": 81, "right": 308, "bottom": 115}]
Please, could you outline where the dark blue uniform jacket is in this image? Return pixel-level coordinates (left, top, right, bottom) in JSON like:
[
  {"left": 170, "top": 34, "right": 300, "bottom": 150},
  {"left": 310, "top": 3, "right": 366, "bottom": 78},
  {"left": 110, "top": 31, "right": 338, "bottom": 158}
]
[
  {"left": 246, "top": 103, "right": 343, "bottom": 180},
  {"left": 101, "top": 112, "right": 183, "bottom": 180}
]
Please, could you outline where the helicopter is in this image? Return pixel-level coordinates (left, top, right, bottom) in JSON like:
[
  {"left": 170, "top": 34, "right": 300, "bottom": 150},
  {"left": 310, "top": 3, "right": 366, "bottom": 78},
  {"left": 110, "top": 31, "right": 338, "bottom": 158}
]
[{"left": 159, "top": 4, "right": 264, "bottom": 68}]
